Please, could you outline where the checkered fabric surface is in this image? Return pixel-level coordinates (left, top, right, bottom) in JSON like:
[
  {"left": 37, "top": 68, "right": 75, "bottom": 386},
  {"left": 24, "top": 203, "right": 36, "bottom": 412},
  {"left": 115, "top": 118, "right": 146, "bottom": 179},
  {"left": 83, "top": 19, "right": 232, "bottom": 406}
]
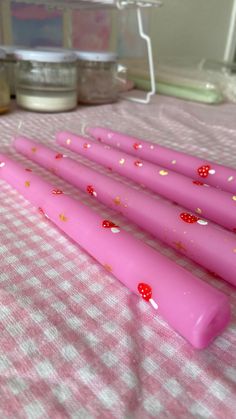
[{"left": 0, "top": 96, "right": 235, "bottom": 419}]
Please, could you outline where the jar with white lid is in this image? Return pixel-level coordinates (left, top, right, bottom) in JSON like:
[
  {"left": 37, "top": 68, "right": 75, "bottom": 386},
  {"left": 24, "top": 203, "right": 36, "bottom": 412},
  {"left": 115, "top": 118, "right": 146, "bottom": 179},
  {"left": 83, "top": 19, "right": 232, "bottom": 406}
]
[
  {"left": 76, "top": 51, "right": 119, "bottom": 105},
  {"left": 0, "top": 49, "right": 10, "bottom": 114},
  {"left": 15, "top": 49, "right": 77, "bottom": 112}
]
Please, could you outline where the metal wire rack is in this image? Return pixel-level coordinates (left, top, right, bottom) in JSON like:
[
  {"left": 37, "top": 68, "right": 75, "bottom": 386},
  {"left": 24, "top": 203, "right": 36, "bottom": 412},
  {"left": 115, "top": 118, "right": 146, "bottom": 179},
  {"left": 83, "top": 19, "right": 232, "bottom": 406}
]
[{"left": 11, "top": 0, "right": 162, "bottom": 10}]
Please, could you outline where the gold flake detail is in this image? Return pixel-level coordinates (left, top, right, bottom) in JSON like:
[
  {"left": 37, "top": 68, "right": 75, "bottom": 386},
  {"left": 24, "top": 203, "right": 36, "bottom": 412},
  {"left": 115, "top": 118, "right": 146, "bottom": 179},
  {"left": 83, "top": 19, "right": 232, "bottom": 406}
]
[
  {"left": 104, "top": 264, "right": 112, "bottom": 272},
  {"left": 113, "top": 196, "right": 121, "bottom": 205},
  {"left": 173, "top": 241, "right": 186, "bottom": 251},
  {"left": 59, "top": 213, "right": 68, "bottom": 222},
  {"left": 159, "top": 169, "right": 168, "bottom": 176}
]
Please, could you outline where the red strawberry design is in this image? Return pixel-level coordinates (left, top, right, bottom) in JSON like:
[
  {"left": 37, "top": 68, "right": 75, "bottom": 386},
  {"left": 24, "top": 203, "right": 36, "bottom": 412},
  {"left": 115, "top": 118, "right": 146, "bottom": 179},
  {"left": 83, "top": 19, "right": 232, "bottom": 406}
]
[
  {"left": 192, "top": 180, "right": 204, "bottom": 186},
  {"left": 133, "top": 142, "right": 142, "bottom": 150},
  {"left": 83, "top": 143, "right": 91, "bottom": 149},
  {"left": 25, "top": 168, "right": 32, "bottom": 172},
  {"left": 102, "top": 220, "right": 118, "bottom": 228},
  {"left": 102, "top": 219, "right": 120, "bottom": 233},
  {"left": 134, "top": 160, "right": 143, "bottom": 167},
  {"left": 38, "top": 207, "right": 49, "bottom": 219},
  {"left": 87, "top": 185, "right": 97, "bottom": 197},
  {"left": 137, "top": 283, "right": 158, "bottom": 309},
  {"left": 180, "top": 212, "right": 199, "bottom": 224},
  {"left": 138, "top": 283, "right": 152, "bottom": 301},
  {"left": 38, "top": 207, "right": 44, "bottom": 215},
  {"left": 52, "top": 189, "right": 63, "bottom": 195},
  {"left": 197, "top": 164, "right": 215, "bottom": 178},
  {"left": 55, "top": 153, "right": 63, "bottom": 159}
]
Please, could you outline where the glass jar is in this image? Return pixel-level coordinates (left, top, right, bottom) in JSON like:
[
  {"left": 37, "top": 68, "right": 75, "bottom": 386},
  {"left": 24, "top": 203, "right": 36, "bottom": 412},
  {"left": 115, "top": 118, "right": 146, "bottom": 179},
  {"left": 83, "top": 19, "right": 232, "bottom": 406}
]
[
  {"left": 0, "top": 45, "right": 22, "bottom": 97},
  {"left": 0, "top": 49, "right": 10, "bottom": 114},
  {"left": 77, "top": 51, "right": 119, "bottom": 105},
  {"left": 15, "top": 49, "right": 78, "bottom": 112}
]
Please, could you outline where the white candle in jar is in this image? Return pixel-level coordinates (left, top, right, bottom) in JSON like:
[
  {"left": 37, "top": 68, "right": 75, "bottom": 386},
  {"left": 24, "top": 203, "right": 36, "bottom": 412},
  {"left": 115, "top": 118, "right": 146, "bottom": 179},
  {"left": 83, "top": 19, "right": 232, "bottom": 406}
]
[{"left": 15, "top": 49, "right": 77, "bottom": 113}]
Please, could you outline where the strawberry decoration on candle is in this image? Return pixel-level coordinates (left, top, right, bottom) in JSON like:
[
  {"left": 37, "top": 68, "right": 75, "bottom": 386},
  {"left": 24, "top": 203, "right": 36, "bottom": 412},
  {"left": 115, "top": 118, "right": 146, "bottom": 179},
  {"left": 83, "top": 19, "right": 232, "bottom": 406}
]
[
  {"left": 134, "top": 160, "right": 143, "bottom": 167},
  {"left": 180, "top": 212, "right": 199, "bottom": 224},
  {"left": 102, "top": 219, "right": 120, "bottom": 233},
  {"left": 180, "top": 212, "right": 208, "bottom": 226},
  {"left": 197, "top": 164, "right": 215, "bottom": 178},
  {"left": 87, "top": 185, "right": 97, "bottom": 197},
  {"left": 38, "top": 207, "right": 44, "bottom": 215},
  {"left": 133, "top": 142, "right": 143, "bottom": 150},
  {"left": 55, "top": 153, "right": 64, "bottom": 159},
  {"left": 38, "top": 207, "right": 49, "bottom": 219},
  {"left": 83, "top": 143, "right": 91, "bottom": 149},
  {"left": 192, "top": 180, "right": 204, "bottom": 186},
  {"left": 52, "top": 188, "right": 63, "bottom": 195},
  {"left": 138, "top": 283, "right": 158, "bottom": 310}
]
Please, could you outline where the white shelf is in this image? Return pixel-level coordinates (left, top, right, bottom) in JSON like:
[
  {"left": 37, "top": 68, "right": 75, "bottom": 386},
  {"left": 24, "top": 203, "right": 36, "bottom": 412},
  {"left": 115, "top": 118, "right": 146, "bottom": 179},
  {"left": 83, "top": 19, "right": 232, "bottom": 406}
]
[{"left": 10, "top": 0, "right": 162, "bottom": 10}]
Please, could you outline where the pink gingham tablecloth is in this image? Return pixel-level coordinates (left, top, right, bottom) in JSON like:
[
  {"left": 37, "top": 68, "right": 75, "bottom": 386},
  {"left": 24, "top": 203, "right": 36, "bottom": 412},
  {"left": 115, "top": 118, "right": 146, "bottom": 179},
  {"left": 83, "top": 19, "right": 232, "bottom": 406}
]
[{"left": 0, "top": 95, "right": 235, "bottom": 419}]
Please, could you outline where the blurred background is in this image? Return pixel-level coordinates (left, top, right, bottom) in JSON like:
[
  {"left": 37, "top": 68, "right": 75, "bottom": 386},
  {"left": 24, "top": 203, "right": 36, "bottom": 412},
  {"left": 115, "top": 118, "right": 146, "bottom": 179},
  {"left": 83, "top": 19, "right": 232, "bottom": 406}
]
[{"left": 0, "top": 0, "right": 236, "bottom": 61}]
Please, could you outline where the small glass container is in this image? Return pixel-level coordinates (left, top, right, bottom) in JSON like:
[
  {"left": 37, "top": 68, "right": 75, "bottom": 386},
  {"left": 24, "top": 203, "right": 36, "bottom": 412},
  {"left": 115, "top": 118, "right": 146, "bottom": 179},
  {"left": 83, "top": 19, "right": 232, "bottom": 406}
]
[
  {"left": 15, "top": 49, "right": 78, "bottom": 112},
  {"left": 77, "top": 51, "right": 119, "bottom": 105},
  {"left": 0, "top": 45, "right": 22, "bottom": 97},
  {"left": 0, "top": 49, "right": 10, "bottom": 114}
]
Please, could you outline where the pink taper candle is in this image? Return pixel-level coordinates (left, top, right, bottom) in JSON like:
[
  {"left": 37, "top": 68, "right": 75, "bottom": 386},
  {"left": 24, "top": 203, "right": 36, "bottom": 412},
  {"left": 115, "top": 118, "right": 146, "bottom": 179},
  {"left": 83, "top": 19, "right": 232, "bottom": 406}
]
[
  {"left": 14, "top": 136, "right": 236, "bottom": 287},
  {"left": 56, "top": 131, "right": 236, "bottom": 232},
  {"left": 0, "top": 154, "right": 231, "bottom": 349},
  {"left": 87, "top": 127, "right": 236, "bottom": 194}
]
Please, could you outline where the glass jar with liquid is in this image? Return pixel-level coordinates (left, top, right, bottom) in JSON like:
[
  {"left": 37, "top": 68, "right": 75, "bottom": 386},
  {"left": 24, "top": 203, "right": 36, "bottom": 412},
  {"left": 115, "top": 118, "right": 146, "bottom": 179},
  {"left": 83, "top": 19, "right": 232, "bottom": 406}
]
[
  {"left": 77, "top": 51, "right": 119, "bottom": 104},
  {"left": 15, "top": 49, "right": 77, "bottom": 112}
]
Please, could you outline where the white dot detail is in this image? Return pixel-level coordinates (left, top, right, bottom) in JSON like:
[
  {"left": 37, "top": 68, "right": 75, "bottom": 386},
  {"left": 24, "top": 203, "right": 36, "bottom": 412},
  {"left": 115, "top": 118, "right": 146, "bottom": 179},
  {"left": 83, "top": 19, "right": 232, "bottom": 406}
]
[
  {"left": 111, "top": 227, "right": 120, "bottom": 233},
  {"left": 197, "top": 219, "right": 208, "bottom": 225}
]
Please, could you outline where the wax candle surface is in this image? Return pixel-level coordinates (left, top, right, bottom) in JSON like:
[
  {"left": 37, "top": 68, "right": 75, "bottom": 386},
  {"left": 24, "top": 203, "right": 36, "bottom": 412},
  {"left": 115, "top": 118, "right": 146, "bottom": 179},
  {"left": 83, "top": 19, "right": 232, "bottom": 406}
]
[
  {"left": 14, "top": 136, "right": 236, "bottom": 287},
  {"left": 56, "top": 131, "right": 236, "bottom": 232},
  {"left": 87, "top": 127, "right": 236, "bottom": 194},
  {"left": 0, "top": 154, "right": 231, "bottom": 349}
]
